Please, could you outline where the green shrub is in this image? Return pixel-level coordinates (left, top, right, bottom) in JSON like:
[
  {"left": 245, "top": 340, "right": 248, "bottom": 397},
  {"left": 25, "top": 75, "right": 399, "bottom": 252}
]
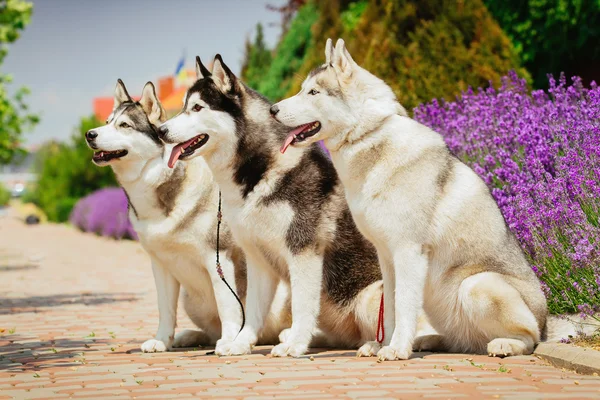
[
  {"left": 243, "top": 0, "right": 529, "bottom": 110},
  {"left": 340, "top": 0, "right": 367, "bottom": 31},
  {"left": 484, "top": 0, "right": 600, "bottom": 88},
  {"left": 0, "top": 183, "right": 10, "bottom": 206},
  {"left": 244, "top": 3, "right": 319, "bottom": 101},
  {"left": 241, "top": 24, "right": 273, "bottom": 92},
  {"left": 298, "top": 0, "right": 530, "bottom": 110},
  {"left": 28, "top": 116, "right": 117, "bottom": 222}
]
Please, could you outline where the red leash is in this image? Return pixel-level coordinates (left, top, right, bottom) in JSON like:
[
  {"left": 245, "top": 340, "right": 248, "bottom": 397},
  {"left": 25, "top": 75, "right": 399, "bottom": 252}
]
[{"left": 376, "top": 293, "right": 384, "bottom": 344}]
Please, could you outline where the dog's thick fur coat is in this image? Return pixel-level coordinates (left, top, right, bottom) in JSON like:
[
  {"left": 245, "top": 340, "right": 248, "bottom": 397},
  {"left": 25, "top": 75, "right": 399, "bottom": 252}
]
[
  {"left": 87, "top": 80, "right": 290, "bottom": 352},
  {"left": 273, "top": 39, "right": 549, "bottom": 360},
  {"left": 159, "top": 56, "right": 386, "bottom": 357}
]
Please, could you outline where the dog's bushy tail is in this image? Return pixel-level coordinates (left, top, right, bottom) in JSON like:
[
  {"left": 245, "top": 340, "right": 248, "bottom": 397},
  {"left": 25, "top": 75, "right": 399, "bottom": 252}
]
[{"left": 544, "top": 314, "right": 600, "bottom": 342}]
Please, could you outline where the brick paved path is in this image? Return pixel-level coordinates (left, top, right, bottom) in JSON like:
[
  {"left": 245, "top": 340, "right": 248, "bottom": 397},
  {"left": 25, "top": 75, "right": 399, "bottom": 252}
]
[{"left": 2, "top": 212, "right": 600, "bottom": 399}]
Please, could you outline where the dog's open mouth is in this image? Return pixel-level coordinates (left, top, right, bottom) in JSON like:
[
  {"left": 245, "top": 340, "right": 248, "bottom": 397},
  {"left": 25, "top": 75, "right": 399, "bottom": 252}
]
[
  {"left": 168, "top": 134, "right": 209, "bottom": 168},
  {"left": 280, "top": 121, "right": 321, "bottom": 154},
  {"left": 92, "top": 149, "right": 128, "bottom": 164}
]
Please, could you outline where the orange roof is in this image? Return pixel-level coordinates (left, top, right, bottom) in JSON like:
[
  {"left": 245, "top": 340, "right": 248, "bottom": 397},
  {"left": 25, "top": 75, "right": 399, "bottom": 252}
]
[
  {"left": 161, "top": 87, "right": 188, "bottom": 111},
  {"left": 93, "top": 97, "right": 114, "bottom": 122},
  {"left": 93, "top": 68, "right": 200, "bottom": 121}
]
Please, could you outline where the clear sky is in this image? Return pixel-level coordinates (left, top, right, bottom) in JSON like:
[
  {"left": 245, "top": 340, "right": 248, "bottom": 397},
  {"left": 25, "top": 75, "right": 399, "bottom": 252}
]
[{"left": 3, "top": 0, "right": 284, "bottom": 146}]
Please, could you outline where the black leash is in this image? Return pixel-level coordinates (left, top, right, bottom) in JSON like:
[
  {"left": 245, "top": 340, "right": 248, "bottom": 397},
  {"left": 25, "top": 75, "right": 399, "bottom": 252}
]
[{"left": 206, "top": 191, "right": 245, "bottom": 355}]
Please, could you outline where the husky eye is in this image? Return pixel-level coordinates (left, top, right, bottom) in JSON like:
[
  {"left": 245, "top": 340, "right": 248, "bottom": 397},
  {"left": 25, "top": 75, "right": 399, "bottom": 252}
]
[
  {"left": 308, "top": 89, "right": 319, "bottom": 95},
  {"left": 119, "top": 122, "right": 130, "bottom": 129},
  {"left": 192, "top": 104, "right": 203, "bottom": 112}
]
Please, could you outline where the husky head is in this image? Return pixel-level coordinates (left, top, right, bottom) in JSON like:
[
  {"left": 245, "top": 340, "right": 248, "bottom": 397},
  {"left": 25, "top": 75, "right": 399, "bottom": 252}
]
[
  {"left": 159, "top": 55, "right": 248, "bottom": 168},
  {"left": 272, "top": 38, "right": 406, "bottom": 153},
  {"left": 86, "top": 79, "right": 166, "bottom": 166}
]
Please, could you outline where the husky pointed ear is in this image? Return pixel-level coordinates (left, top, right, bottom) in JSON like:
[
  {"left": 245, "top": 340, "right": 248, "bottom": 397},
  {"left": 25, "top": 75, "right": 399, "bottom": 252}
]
[
  {"left": 114, "top": 79, "right": 132, "bottom": 108},
  {"left": 196, "top": 56, "right": 211, "bottom": 80},
  {"left": 333, "top": 39, "right": 355, "bottom": 80},
  {"left": 140, "top": 82, "right": 167, "bottom": 124},
  {"left": 211, "top": 54, "right": 235, "bottom": 92},
  {"left": 325, "top": 38, "right": 334, "bottom": 65}
]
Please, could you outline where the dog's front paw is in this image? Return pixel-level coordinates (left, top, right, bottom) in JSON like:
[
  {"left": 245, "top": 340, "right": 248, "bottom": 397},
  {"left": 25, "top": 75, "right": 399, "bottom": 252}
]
[
  {"left": 377, "top": 345, "right": 411, "bottom": 361},
  {"left": 215, "top": 340, "right": 252, "bottom": 356},
  {"left": 278, "top": 328, "right": 292, "bottom": 343},
  {"left": 357, "top": 341, "right": 381, "bottom": 357},
  {"left": 271, "top": 341, "right": 308, "bottom": 358},
  {"left": 141, "top": 338, "right": 169, "bottom": 353}
]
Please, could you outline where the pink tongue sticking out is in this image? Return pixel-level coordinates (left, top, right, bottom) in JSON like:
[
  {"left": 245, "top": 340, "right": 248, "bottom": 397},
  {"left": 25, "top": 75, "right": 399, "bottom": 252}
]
[
  {"left": 167, "top": 136, "right": 199, "bottom": 168},
  {"left": 168, "top": 144, "right": 185, "bottom": 168},
  {"left": 280, "top": 124, "right": 310, "bottom": 154}
]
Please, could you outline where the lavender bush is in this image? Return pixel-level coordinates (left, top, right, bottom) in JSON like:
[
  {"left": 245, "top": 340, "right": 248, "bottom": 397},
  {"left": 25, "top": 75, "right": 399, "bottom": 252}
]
[
  {"left": 70, "top": 187, "right": 137, "bottom": 240},
  {"left": 414, "top": 72, "right": 600, "bottom": 315}
]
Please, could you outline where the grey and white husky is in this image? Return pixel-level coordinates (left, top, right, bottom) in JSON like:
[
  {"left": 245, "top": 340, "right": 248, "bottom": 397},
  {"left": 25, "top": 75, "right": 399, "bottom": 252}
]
[
  {"left": 158, "top": 56, "right": 389, "bottom": 357},
  {"left": 272, "top": 38, "right": 551, "bottom": 361},
  {"left": 86, "top": 79, "right": 291, "bottom": 352}
]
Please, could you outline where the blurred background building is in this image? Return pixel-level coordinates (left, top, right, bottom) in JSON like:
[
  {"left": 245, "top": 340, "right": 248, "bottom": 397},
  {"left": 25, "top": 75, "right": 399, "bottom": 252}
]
[{"left": 93, "top": 66, "right": 202, "bottom": 122}]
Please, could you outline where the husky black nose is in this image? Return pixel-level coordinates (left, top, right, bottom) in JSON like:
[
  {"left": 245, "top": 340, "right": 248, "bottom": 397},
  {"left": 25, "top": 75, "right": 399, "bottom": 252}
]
[
  {"left": 85, "top": 130, "right": 97, "bottom": 142},
  {"left": 158, "top": 125, "right": 168, "bottom": 138},
  {"left": 269, "top": 104, "right": 279, "bottom": 116}
]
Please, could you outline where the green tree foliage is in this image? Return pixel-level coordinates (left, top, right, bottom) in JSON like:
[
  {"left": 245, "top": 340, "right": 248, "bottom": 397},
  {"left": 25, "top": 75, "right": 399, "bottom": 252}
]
[
  {"left": 27, "top": 116, "right": 117, "bottom": 222},
  {"left": 0, "top": 0, "right": 39, "bottom": 164},
  {"left": 243, "top": 0, "right": 528, "bottom": 110},
  {"left": 241, "top": 24, "right": 273, "bottom": 91},
  {"left": 484, "top": 0, "right": 600, "bottom": 88},
  {"left": 0, "top": 182, "right": 9, "bottom": 206},
  {"left": 340, "top": 0, "right": 368, "bottom": 31},
  {"left": 243, "top": 3, "right": 319, "bottom": 101}
]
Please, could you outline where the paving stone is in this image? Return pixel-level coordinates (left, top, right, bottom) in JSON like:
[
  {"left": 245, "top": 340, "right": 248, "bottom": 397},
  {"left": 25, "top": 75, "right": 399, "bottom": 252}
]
[{"left": 2, "top": 216, "right": 600, "bottom": 398}]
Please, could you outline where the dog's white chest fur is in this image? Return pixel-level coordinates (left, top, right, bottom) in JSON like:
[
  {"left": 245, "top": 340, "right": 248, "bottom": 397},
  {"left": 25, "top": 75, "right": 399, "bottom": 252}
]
[
  {"left": 223, "top": 186, "right": 295, "bottom": 271},
  {"left": 123, "top": 158, "right": 219, "bottom": 298}
]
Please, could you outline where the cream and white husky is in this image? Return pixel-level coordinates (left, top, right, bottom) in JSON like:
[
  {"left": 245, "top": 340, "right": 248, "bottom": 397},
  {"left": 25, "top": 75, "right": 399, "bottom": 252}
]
[
  {"left": 272, "top": 39, "right": 550, "bottom": 361},
  {"left": 86, "top": 80, "right": 291, "bottom": 352}
]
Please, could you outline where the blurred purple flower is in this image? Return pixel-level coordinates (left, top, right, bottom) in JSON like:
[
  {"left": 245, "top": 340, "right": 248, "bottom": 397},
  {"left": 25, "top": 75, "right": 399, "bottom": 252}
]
[
  {"left": 70, "top": 187, "right": 137, "bottom": 240},
  {"left": 414, "top": 71, "right": 600, "bottom": 315},
  {"left": 318, "top": 140, "right": 329, "bottom": 156}
]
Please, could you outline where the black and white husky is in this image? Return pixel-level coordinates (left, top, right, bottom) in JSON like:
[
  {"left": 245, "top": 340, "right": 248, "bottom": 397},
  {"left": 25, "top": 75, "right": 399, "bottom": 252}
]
[
  {"left": 86, "top": 80, "right": 291, "bottom": 352},
  {"left": 159, "top": 56, "right": 387, "bottom": 357}
]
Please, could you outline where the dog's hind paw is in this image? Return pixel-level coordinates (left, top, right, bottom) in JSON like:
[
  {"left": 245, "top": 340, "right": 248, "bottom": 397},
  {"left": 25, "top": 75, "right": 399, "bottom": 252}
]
[
  {"left": 357, "top": 341, "right": 380, "bottom": 357},
  {"left": 173, "top": 330, "right": 211, "bottom": 348},
  {"left": 377, "top": 345, "right": 411, "bottom": 361},
  {"left": 141, "top": 338, "right": 169, "bottom": 353},
  {"left": 215, "top": 340, "right": 252, "bottom": 356},
  {"left": 487, "top": 338, "right": 530, "bottom": 357},
  {"left": 271, "top": 341, "right": 308, "bottom": 357},
  {"left": 413, "top": 334, "right": 446, "bottom": 352}
]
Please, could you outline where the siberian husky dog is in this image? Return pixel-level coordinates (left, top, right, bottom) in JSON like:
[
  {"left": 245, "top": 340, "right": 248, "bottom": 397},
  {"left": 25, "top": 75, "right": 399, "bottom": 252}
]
[
  {"left": 158, "top": 56, "right": 387, "bottom": 357},
  {"left": 272, "top": 39, "right": 549, "bottom": 361},
  {"left": 86, "top": 79, "right": 291, "bottom": 352}
]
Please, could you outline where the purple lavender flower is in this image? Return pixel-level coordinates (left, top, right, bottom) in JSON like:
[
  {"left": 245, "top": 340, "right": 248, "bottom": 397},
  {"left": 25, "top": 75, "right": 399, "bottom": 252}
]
[
  {"left": 414, "top": 72, "right": 600, "bottom": 315},
  {"left": 70, "top": 187, "right": 137, "bottom": 240},
  {"left": 318, "top": 140, "right": 329, "bottom": 156}
]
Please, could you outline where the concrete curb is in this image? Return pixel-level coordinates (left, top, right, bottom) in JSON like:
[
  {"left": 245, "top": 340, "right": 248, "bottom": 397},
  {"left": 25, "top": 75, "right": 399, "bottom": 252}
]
[{"left": 535, "top": 342, "right": 600, "bottom": 375}]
